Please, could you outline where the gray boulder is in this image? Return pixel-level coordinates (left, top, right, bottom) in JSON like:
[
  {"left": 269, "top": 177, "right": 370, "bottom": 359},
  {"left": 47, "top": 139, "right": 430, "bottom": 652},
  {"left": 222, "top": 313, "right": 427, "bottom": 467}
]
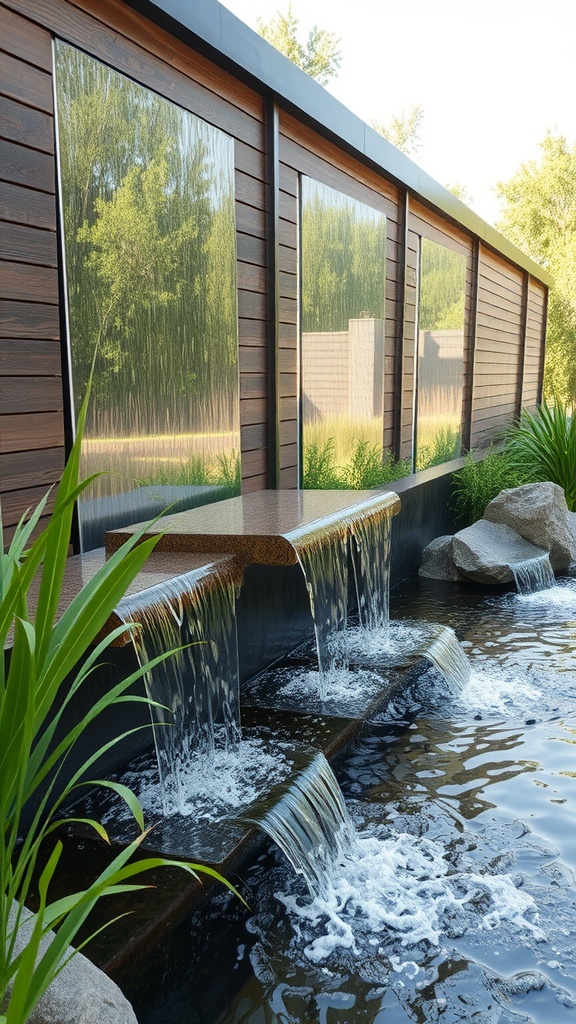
[
  {"left": 452, "top": 519, "right": 549, "bottom": 585},
  {"left": 419, "top": 535, "right": 462, "bottom": 580},
  {"left": 4, "top": 904, "right": 137, "bottom": 1024},
  {"left": 484, "top": 482, "right": 574, "bottom": 572},
  {"left": 568, "top": 511, "right": 576, "bottom": 569}
]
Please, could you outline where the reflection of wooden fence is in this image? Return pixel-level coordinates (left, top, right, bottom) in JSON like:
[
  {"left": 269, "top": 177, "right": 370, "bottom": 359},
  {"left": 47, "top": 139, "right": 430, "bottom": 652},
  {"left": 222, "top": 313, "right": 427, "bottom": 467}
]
[{"left": 302, "top": 318, "right": 385, "bottom": 422}]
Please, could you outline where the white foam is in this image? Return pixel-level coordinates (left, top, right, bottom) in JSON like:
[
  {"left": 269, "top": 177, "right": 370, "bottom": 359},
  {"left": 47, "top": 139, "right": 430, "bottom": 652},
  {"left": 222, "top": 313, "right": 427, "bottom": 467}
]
[
  {"left": 106, "top": 737, "right": 292, "bottom": 824},
  {"left": 276, "top": 828, "right": 541, "bottom": 963},
  {"left": 516, "top": 584, "right": 576, "bottom": 613}
]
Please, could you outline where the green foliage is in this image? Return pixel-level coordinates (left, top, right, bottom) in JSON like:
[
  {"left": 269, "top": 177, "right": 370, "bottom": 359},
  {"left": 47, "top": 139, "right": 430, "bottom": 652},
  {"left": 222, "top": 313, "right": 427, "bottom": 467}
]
[
  {"left": 257, "top": 4, "right": 342, "bottom": 85},
  {"left": 371, "top": 105, "right": 424, "bottom": 158},
  {"left": 419, "top": 238, "right": 467, "bottom": 333},
  {"left": 302, "top": 439, "right": 343, "bottom": 489},
  {"left": 301, "top": 179, "right": 387, "bottom": 333},
  {"left": 137, "top": 451, "right": 241, "bottom": 496},
  {"left": 497, "top": 133, "right": 576, "bottom": 407},
  {"left": 0, "top": 393, "right": 237, "bottom": 1023},
  {"left": 415, "top": 425, "right": 461, "bottom": 472},
  {"left": 451, "top": 447, "right": 528, "bottom": 527},
  {"left": 55, "top": 40, "right": 239, "bottom": 451},
  {"left": 502, "top": 403, "right": 576, "bottom": 511},
  {"left": 302, "top": 437, "right": 410, "bottom": 490}
]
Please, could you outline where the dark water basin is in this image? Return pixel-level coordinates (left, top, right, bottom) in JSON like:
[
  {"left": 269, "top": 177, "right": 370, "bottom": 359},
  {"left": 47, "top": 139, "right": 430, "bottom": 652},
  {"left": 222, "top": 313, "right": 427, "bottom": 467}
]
[{"left": 134, "top": 574, "right": 576, "bottom": 1024}]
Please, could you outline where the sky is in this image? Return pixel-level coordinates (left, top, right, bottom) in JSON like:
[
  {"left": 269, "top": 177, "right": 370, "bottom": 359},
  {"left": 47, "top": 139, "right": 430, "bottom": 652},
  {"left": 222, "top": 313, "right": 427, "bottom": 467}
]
[{"left": 221, "top": 0, "right": 575, "bottom": 226}]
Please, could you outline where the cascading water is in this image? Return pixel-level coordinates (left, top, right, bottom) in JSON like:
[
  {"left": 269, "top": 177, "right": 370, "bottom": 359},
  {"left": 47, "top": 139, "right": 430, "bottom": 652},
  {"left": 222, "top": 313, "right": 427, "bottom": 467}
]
[
  {"left": 417, "top": 623, "right": 471, "bottom": 690},
  {"left": 117, "top": 560, "right": 241, "bottom": 816},
  {"left": 288, "top": 521, "right": 350, "bottom": 689},
  {"left": 509, "top": 552, "right": 556, "bottom": 595},
  {"left": 348, "top": 503, "right": 393, "bottom": 634},
  {"left": 243, "top": 751, "right": 355, "bottom": 899}
]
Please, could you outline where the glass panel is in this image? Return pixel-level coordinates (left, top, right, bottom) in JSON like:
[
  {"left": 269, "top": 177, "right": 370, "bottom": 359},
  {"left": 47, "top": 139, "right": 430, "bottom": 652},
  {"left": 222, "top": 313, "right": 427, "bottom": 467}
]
[
  {"left": 301, "top": 178, "right": 387, "bottom": 489},
  {"left": 54, "top": 41, "right": 240, "bottom": 550},
  {"left": 415, "top": 238, "right": 466, "bottom": 470}
]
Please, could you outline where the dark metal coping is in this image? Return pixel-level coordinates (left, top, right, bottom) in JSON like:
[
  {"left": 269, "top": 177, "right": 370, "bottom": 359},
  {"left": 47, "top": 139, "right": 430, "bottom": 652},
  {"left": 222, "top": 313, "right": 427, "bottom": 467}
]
[{"left": 121, "top": 0, "right": 553, "bottom": 288}]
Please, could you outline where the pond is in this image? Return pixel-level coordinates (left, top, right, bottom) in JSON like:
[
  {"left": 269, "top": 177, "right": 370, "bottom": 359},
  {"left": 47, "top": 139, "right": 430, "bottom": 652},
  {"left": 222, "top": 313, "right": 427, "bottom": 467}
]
[{"left": 138, "top": 572, "right": 576, "bottom": 1024}]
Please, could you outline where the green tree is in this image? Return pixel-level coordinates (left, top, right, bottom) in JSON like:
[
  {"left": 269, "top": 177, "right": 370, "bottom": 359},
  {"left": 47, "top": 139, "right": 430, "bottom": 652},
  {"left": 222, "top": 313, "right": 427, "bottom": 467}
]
[
  {"left": 257, "top": 4, "right": 342, "bottom": 85},
  {"left": 371, "top": 105, "right": 424, "bottom": 158},
  {"left": 496, "top": 133, "right": 576, "bottom": 406}
]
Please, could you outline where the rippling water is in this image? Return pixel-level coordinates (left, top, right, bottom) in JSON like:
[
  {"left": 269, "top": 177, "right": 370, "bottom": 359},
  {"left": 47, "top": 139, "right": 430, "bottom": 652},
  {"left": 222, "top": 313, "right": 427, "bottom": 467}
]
[{"left": 142, "top": 575, "right": 576, "bottom": 1024}]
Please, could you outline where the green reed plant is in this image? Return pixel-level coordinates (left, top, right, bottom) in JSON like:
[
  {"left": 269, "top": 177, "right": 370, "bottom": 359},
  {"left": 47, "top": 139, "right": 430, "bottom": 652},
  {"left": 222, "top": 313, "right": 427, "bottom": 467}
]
[
  {"left": 502, "top": 403, "right": 576, "bottom": 511},
  {"left": 451, "top": 446, "right": 528, "bottom": 527},
  {"left": 0, "top": 392, "right": 238, "bottom": 1024}
]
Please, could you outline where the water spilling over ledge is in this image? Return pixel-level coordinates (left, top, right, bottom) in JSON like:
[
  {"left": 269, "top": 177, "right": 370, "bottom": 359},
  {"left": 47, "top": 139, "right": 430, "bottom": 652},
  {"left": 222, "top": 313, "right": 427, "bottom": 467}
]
[{"left": 508, "top": 552, "right": 556, "bottom": 595}]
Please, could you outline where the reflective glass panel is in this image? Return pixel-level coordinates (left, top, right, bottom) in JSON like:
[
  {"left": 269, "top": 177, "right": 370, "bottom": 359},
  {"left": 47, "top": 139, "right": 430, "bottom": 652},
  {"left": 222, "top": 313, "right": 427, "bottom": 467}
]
[
  {"left": 54, "top": 41, "right": 240, "bottom": 549},
  {"left": 301, "top": 178, "right": 387, "bottom": 489},
  {"left": 415, "top": 238, "right": 466, "bottom": 470}
]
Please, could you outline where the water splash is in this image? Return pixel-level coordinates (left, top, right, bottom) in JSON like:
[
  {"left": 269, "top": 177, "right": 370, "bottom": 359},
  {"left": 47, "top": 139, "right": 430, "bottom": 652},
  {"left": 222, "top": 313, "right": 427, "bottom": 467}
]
[
  {"left": 117, "top": 561, "right": 240, "bottom": 816},
  {"left": 509, "top": 553, "right": 556, "bottom": 595}
]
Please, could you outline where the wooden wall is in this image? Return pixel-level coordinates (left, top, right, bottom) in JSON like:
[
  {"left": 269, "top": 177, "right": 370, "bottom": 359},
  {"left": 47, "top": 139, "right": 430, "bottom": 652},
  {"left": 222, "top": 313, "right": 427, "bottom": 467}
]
[
  {"left": 0, "top": 0, "right": 550, "bottom": 547},
  {"left": 0, "top": 5, "right": 64, "bottom": 545}
]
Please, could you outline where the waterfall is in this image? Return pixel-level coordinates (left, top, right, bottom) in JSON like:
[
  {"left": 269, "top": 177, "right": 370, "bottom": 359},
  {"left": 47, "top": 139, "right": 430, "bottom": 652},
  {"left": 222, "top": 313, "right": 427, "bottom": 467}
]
[
  {"left": 243, "top": 751, "right": 355, "bottom": 899},
  {"left": 349, "top": 504, "right": 393, "bottom": 633},
  {"left": 117, "top": 561, "right": 241, "bottom": 816},
  {"left": 420, "top": 624, "right": 471, "bottom": 691},
  {"left": 289, "top": 522, "right": 350, "bottom": 686},
  {"left": 509, "top": 553, "right": 556, "bottom": 595}
]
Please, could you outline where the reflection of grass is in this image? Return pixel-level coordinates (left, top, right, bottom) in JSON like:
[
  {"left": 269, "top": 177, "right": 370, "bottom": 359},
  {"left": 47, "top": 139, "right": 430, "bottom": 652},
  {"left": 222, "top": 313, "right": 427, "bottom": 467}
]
[
  {"left": 138, "top": 450, "right": 241, "bottom": 494},
  {"left": 415, "top": 424, "right": 461, "bottom": 471},
  {"left": 80, "top": 430, "right": 241, "bottom": 500},
  {"left": 303, "top": 430, "right": 411, "bottom": 490}
]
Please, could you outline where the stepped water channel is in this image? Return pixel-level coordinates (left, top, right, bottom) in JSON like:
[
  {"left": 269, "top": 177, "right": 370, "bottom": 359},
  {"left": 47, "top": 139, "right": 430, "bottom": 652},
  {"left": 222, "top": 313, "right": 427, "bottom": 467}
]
[
  {"left": 134, "top": 566, "right": 576, "bottom": 1024},
  {"left": 88, "top": 489, "right": 468, "bottom": 871}
]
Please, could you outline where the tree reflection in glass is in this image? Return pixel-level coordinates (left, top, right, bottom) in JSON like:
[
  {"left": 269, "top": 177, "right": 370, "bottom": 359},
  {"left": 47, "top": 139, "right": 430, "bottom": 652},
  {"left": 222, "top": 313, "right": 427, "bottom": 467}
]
[
  {"left": 300, "top": 178, "right": 388, "bottom": 489},
  {"left": 415, "top": 238, "right": 467, "bottom": 471},
  {"left": 54, "top": 42, "right": 240, "bottom": 549}
]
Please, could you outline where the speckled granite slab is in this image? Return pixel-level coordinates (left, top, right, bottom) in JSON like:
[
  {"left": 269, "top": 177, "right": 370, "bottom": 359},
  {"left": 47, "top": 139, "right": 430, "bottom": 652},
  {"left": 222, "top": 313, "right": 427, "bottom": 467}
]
[
  {"left": 105, "top": 489, "right": 401, "bottom": 565},
  {"left": 6, "top": 549, "right": 243, "bottom": 648}
]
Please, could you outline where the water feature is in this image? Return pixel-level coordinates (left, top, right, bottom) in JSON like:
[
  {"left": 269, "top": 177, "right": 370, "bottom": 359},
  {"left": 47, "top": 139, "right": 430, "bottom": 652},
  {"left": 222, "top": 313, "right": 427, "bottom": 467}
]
[
  {"left": 348, "top": 501, "right": 393, "bottom": 633},
  {"left": 509, "top": 552, "right": 557, "bottom": 595},
  {"left": 289, "top": 519, "right": 349, "bottom": 685},
  {"left": 242, "top": 751, "right": 355, "bottom": 900},
  {"left": 136, "top": 572, "right": 576, "bottom": 1024},
  {"left": 116, "top": 560, "right": 241, "bottom": 816}
]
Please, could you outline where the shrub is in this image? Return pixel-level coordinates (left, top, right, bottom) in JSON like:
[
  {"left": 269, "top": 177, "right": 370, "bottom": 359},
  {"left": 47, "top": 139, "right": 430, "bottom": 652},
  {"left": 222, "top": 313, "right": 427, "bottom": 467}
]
[
  {"left": 451, "top": 446, "right": 527, "bottom": 527},
  {"left": 502, "top": 403, "right": 576, "bottom": 511}
]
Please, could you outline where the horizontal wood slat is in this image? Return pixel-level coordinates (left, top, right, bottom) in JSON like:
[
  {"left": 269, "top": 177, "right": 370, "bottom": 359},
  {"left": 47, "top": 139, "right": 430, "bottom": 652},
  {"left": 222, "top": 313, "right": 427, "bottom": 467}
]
[
  {"left": 0, "top": 180, "right": 56, "bottom": 228},
  {"left": 0, "top": 338, "right": 61, "bottom": 374},
  {"left": 0, "top": 409, "right": 65, "bottom": 452}
]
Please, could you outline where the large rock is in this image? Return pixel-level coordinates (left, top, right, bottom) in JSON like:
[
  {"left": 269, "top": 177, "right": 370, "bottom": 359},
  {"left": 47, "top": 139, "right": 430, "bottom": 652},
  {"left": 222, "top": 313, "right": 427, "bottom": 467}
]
[
  {"left": 567, "top": 511, "right": 576, "bottom": 569},
  {"left": 4, "top": 904, "right": 137, "bottom": 1024},
  {"left": 419, "top": 535, "right": 462, "bottom": 580},
  {"left": 452, "top": 519, "right": 549, "bottom": 585},
  {"left": 484, "top": 482, "right": 575, "bottom": 572}
]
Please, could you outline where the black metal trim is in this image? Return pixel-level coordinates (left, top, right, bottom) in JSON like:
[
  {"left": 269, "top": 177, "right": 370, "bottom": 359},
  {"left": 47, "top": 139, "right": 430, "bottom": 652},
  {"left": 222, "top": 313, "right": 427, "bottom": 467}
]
[
  {"left": 393, "top": 189, "right": 409, "bottom": 462},
  {"left": 463, "top": 236, "right": 480, "bottom": 452},
  {"left": 516, "top": 271, "right": 530, "bottom": 416},
  {"left": 264, "top": 97, "right": 280, "bottom": 489}
]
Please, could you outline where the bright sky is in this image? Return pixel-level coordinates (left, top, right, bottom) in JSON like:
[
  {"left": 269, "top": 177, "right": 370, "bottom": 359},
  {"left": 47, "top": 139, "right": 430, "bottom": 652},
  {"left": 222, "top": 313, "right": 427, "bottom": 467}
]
[{"left": 221, "top": 0, "right": 576, "bottom": 226}]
